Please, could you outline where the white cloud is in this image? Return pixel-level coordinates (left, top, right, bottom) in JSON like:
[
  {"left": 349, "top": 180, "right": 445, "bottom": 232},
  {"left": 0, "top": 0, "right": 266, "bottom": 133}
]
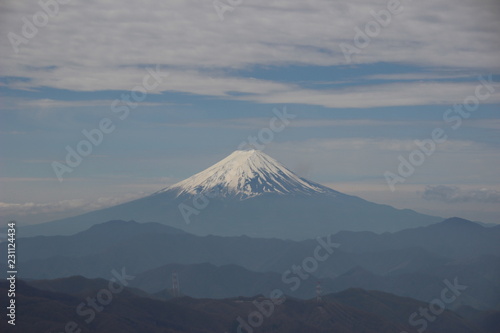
[
  {"left": 0, "top": 193, "right": 144, "bottom": 218},
  {"left": 9, "top": 73, "right": 500, "bottom": 109},
  {"left": 17, "top": 99, "right": 168, "bottom": 109},
  {"left": 240, "top": 80, "right": 500, "bottom": 108},
  {"left": 147, "top": 117, "right": 414, "bottom": 129},
  {"left": 362, "top": 73, "right": 479, "bottom": 81},
  {"left": 466, "top": 119, "right": 500, "bottom": 130},
  {"left": 277, "top": 137, "right": 478, "bottom": 153},
  {"left": 422, "top": 185, "right": 500, "bottom": 203},
  {"left": 0, "top": 0, "right": 499, "bottom": 106}
]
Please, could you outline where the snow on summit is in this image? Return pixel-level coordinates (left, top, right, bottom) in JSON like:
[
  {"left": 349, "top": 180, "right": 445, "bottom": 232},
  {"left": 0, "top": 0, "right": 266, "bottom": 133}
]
[{"left": 163, "top": 150, "right": 338, "bottom": 199}]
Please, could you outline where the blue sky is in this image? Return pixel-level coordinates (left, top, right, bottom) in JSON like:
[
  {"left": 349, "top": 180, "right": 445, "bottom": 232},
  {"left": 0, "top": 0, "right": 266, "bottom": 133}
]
[{"left": 1, "top": 0, "right": 499, "bottom": 225}]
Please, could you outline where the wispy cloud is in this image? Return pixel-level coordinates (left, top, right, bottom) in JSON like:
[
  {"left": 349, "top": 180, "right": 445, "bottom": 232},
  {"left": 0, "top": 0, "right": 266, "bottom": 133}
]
[
  {"left": 362, "top": 73, "right": 480, "bottom": 81},
  {"left": 467, "top": 119, "right": 500, "bottom": 130},
  {"left": 239, "top": 80, "right": 500, "bottom": 108},
  {"left": 279, "top": 138, "right": 478, "bottom": 152},
  {"left": 0, "top": 193, "right": 145, "bottom": 217},
  {"left": 1, "top": 0, "right": 499, "bottom": 107},
  {"left": 8, "top": 75, "right": 500, "bottom": 109},
  {"left": 149, "top": 118, "right": 414, "bottom": 129},
  {"left": 19, "top": 99, "right": 168, "bottom": 109},
  {"left": 422, "top": 185, "right": 500, "bottom": 203}
]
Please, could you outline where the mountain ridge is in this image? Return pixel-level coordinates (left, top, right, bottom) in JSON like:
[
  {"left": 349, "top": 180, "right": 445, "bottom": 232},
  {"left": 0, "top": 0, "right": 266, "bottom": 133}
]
[{"left": 2, "top": 278, "right": 493, "bottom": 333}]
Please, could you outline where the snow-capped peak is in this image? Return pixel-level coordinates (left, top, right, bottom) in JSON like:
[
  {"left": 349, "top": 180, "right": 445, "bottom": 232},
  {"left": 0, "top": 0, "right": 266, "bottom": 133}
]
[{"left": 162, "top": 149, "right": 337, "bottom": 199}]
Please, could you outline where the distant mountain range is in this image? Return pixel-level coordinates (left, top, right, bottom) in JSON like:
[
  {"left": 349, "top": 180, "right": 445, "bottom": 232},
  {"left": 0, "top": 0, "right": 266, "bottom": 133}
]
[
  {"left": 2, "top": 278, "right": 497, "bottom": 333},
  {"left": 20, "top": 149, "right": 443, "bottom": 239},
  {"left": 5, "top": 217, "right": 499, "bottom": 311}
]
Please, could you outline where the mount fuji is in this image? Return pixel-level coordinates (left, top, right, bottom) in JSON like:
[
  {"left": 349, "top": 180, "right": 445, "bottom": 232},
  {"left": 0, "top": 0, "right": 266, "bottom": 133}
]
[
  {"left": 21, "top": 150, "right": 443, "bottom": 239},
  {"left": 163, "top": 149, "right": 337, "bottom": 199}
]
